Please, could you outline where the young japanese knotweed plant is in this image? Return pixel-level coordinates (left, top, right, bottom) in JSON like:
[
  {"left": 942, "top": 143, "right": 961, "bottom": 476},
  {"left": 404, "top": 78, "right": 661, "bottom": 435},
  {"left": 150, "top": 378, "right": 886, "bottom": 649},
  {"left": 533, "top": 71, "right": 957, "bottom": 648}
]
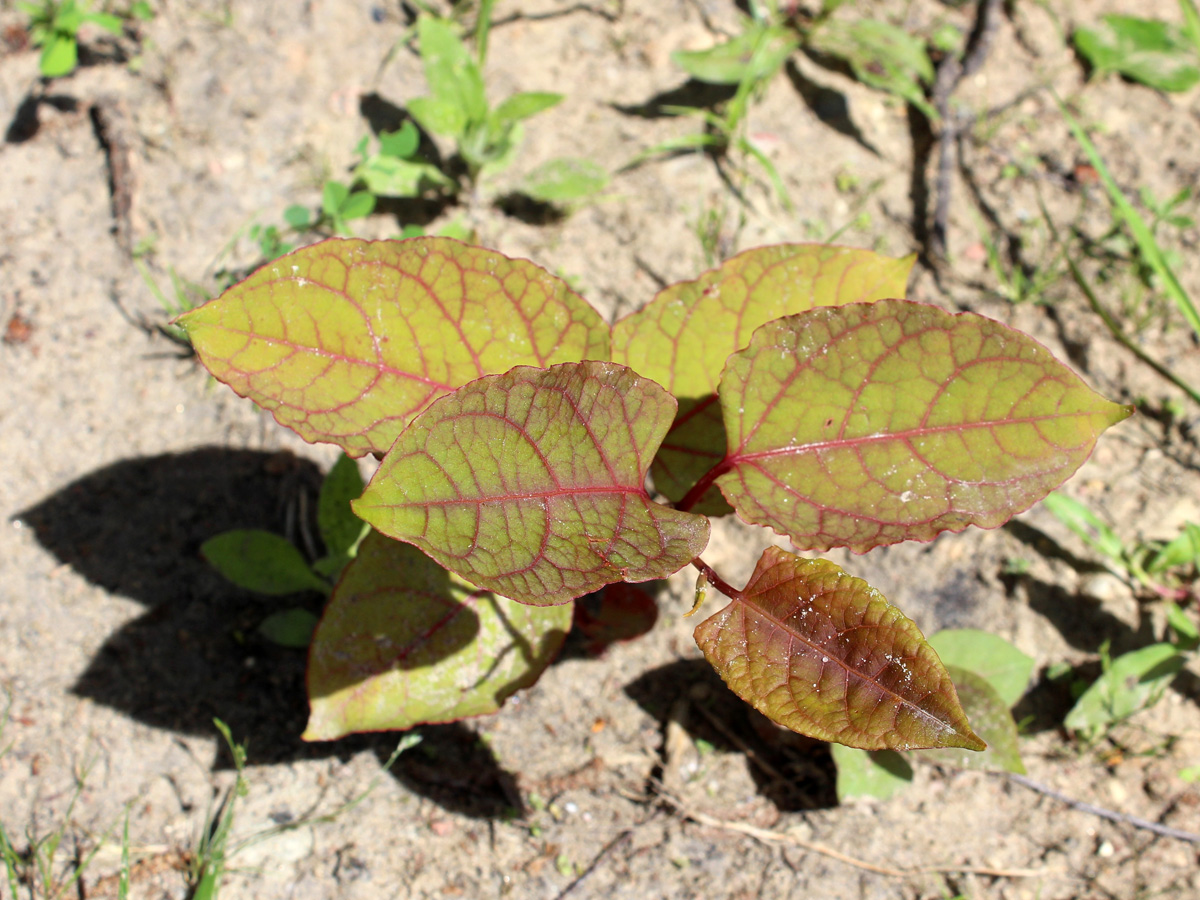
[{"left": 176, "top": 237, "right": 1130, "bottom": 752}]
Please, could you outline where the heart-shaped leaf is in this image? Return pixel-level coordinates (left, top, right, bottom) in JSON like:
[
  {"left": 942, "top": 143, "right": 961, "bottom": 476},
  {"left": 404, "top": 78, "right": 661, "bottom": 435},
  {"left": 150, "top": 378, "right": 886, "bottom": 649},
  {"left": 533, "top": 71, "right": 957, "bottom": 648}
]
[
  {"left": 304, "top": 531, "right": 571, "bottom": 740},
  {"left": 715, "top": 301, "right": 1133, "bottom": 552},
  {"left": 613, "top": 244, "right": 913, "bottom": 510},
  {"left": 354, "top": 362, "right": 710, "bottom": 606},
  {"left": 176, "top": 238, "right": 610, "bottom": 457},
  {"left": 694, "top": 547, "right": 985, "bottom": 751}
]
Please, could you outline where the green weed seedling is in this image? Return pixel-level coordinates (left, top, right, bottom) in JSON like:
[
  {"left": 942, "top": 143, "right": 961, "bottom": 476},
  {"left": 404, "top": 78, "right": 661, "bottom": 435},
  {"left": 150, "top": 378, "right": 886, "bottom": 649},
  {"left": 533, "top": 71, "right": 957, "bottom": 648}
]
[
  {"left": 1073, "top": 11, "right": 1200, "bottom": 93},
  {"left": 0, "top": 720, "right": 128, "bottom": 900},
  {"left": 19, "top": 0, "right": 151, "bottom": 79},
  {"left": 1041, "top": 491, "right": 1200, "bottom": 744},
  {"left": 403, "top": 12, "right": 604, "bottom": 204},
  {"left": 635, "top": 1, "right": 937, "bottom": 207},
  {"left": 177, "top": 236, "right": 1128, "bottom": 755},
  {"left": 1043, "top": 491, "right": 1200, "bottom": 599},
  {"left": 201, "top": 453, "right": 368, "bottom": 648},
  {"left": 1063, "top": 604, "right": 1198, "bottom": 743},
  {"left": 189, "top": 719, "right": 419, "bottom": 899},
  {"left": 1062, "top": 99, "right": 1200, "bottom": 342}
]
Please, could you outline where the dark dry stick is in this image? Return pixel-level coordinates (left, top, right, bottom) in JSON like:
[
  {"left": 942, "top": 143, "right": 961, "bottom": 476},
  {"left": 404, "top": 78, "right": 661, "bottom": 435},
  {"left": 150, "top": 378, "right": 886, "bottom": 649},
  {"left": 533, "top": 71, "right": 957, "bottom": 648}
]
[
  {"left": 493, "top": 0, "right": 623, "bottom": 28},
  {"left": 929, "top": 0, "right": 1002, "bottom": 260},
  {"left": 999, "top": 771, "right": 1200, "bottom": 844},
  {"left": 90, "top": 94, "right": 140, "bottom": 256}
]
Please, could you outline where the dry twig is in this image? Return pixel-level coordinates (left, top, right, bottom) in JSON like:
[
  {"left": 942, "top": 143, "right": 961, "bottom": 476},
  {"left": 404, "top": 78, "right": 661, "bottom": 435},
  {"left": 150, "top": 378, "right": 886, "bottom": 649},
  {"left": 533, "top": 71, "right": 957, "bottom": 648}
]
[
  {"left": 929, "top": 0, "right": 1002, "bottom": 260},
  {"left": 999, "top": 771, "right": 1200, "bottom": 845},
  {"left": 654, "top": 784, "right": 1058, "bottom": 881}
]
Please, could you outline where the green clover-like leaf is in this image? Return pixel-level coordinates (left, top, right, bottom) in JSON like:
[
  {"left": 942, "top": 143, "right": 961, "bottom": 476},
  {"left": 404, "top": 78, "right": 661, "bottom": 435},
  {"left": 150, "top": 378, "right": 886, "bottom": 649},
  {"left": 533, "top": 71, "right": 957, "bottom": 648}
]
[
  {"left": 695, "top": 547, "right": 985, "bottom": 751},
  {"left": 176, "top": 238, "right": 610, "bottom": 457},
  {"left": 305, "top": 531, "right": 570, "bottom": 740},
  {"left": 354, "top": 361, "right": 710, "bottom": 606},
  {"left": 614, "top": 244, "right": 913, "bottom": 510},
  {"left": 715, "top": 301, "right": 1133, "bottom": 552}
]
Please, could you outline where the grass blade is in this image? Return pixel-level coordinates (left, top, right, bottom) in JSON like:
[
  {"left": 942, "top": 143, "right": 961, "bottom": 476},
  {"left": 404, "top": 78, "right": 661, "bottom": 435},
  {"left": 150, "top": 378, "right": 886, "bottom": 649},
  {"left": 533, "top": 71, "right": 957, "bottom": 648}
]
[{"left": 1059, "top": 97, "right": 1200, "bottom": 337}]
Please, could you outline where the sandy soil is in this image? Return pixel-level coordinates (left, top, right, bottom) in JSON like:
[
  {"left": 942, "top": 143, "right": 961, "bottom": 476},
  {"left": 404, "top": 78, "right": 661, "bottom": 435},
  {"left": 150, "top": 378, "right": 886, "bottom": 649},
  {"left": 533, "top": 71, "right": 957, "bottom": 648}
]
[{"left": 2, "top": 1, "right": 1199, "bottom": 898}]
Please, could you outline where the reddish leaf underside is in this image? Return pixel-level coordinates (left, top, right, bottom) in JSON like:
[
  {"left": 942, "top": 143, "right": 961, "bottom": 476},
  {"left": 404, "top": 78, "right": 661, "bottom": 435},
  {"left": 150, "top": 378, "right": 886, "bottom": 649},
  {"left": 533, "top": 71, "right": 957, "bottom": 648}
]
[
  {"left": 304, "top": 531, "right": 570, "bottom": 740},
  {"left": 353, "top": 361, "right": 710, "bottom": 606},
  {"left": 694, "top": 547, "right": 985, "bottom": 751},
  {"left": 611, "top": 244, "right": 914, "bottom": 511},
  {"left": 177, "top": 237, "right": 610, "bottom": 457},
  {"left": 716, "top": 301, "right": 1133, "bottom": 552}
]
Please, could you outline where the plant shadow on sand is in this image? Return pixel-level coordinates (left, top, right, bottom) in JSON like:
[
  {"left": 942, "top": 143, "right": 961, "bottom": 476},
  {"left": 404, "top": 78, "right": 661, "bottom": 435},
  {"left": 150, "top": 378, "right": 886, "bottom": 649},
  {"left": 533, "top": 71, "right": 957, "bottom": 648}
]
[
  {"left": 624, "top": 659, "right": 838, "bottom": 813},
  {"left": 16, "top": 447, "right": 521, "bottom": 818}
]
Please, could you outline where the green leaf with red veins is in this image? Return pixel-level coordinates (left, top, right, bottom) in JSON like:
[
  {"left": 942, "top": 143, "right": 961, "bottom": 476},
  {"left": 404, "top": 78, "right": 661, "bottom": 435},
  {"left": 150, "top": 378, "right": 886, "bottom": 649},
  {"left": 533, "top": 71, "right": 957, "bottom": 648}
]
[
  {"left": 176, "top": 237, "right": 610, "bottom": 457},
  {"left": 715, "top": 301, "right": 1133, "bottom": 552},
  {"left": 694, "top": 547, "right": 985, "bottom": 751},
  {"left": 304, "top": 531, "right": 570, "bottom": 740},
  {"left": 354, "top": 361, "right": 710, "bottom": 606},
  {"left": 612, "top": 244, "right": 914, "bottom": 511}
]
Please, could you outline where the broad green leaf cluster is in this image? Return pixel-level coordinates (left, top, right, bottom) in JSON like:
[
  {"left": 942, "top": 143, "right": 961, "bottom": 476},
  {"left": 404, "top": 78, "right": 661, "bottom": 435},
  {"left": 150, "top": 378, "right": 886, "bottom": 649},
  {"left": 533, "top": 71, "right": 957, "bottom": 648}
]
[{"left": 179, "top": 236, "right": 1129, "bottom": 751}]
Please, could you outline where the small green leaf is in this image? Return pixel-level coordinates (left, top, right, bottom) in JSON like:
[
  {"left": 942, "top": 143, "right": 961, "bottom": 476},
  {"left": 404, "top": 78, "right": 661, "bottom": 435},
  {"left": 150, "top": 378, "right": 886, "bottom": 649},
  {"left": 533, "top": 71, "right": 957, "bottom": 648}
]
[
  {"left": 671, "top": 23, "right": 798, "bottom": 85},
  {"left": 916, "top": 667, "right": 1025, "bottom": 773},
  {"left": 418, "top": 16, "right": 487, "bottom": 125},
  {"left": 259, "top": 608, "right": 319, "bottom": 648},
  {"left": 201, "top": 530, "right": 329, "bottom": 596},
  {"left": 380, "top": 121, "right": 420, "bottom": 159},
  {"left": 83, "top": 10, "right": 123, "bottom": 34},
  {"left": 1165, "top": 602, "right": 1200, "bottom": 650},
  {"left": 927, "top": 629, "right": 1035, "bottom": 708},
  {"left": 304, "top": 531, "right": 571, "bottom": 739},
  {"left": 317, "top": 453, "right": 368, "bottom": 560},
  {"left": 354, "top": 154, "right": 454, "bottom": 197},
  {"left": 39, "top": 33, "right": 78, "bottom": 77},
  {"left": 1147, "top": 522, "right": 1200, "bottom": 574},
  {"left": 338, "top": 190, "right": 376, "bottom": 221},
  {"left": 519, "top": 157, "right": 609, "bottom": 204},
  {"left": 355, "top": 362, "right": 710, "bottom": 606},
  {"left": 130, "top": 1, "right": 154, "bottom": 22},
  {"left": 177, "top": 237, "right": 610, "bottom": 457},
  {"left": 1074, "top": 16, "right": 1200, "bottom": 92},
  {"left": 1064, "top": 642, "right": 1186, "bottom": 736},
  {"left": 407, "top": 96, "right": 468, "bottom": 139},
  {"left": 694, "top": 547, "right": 985, "bottom": 751},
  {"left": 716, "top": 301, "right": 1133, "bottom": 552},
  {"left": 283, "top": 204, "right": 311, "bottom": 229},
  {"left": 829, "top": 745, "right": 913, "bottom": 801},
  {"left": 322, "top": 180, "right": 348, "bottom": 215},
  {"left": 491, "top": 91, "right": 563, "bottom": 124},
  {"left": 1041, "top": 492, "right": 1126, "bottom": 563},
  {"left": 808, "top": 19, "right": 937, "bottom": 119}
]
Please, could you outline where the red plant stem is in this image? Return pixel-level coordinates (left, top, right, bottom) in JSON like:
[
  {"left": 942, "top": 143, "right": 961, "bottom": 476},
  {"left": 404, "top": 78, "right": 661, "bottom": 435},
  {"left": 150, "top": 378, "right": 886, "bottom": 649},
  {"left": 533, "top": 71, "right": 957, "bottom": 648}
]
[
  {"left": 676, "top": 458, "right": 732, "bottom": 513},
  {"left": 691, "top": 556, "right": 743, "bottom": 602}
]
